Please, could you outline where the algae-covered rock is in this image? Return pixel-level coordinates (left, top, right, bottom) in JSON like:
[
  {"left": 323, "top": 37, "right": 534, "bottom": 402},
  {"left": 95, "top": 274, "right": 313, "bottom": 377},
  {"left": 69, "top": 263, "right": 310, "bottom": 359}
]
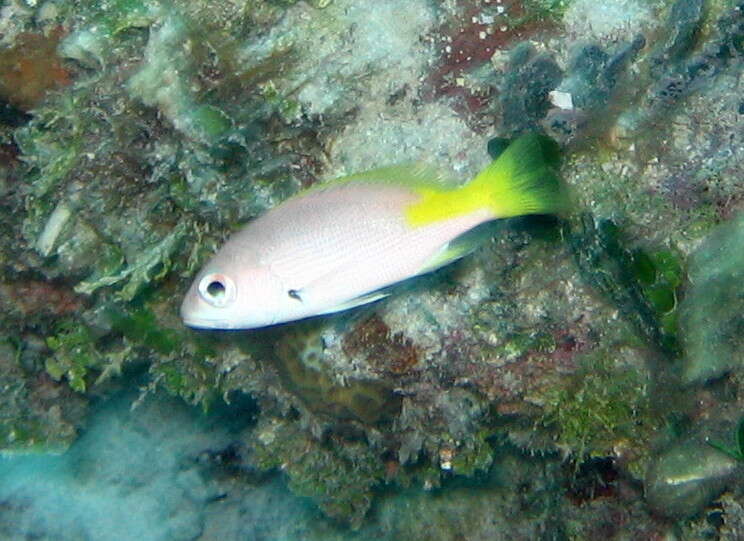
[
  {"left": 126, "top": 11, "right": 232, "bottom": 144},
  {"left": 0, "top": 338, "right": 87, "bottom": 452},
  {"left": 563, "top": 0, "right": 656, "bottom": 41},
  {"left": 616, "top": 0, "right": 744, "bottom": 140},
  {"left": 649, "top": 0, "right": 704, "bottom": 74},
  {"left": 246, "top": 416, "right": 384, "bottom": 528},
  {"left": 534, "top": 347, "right": 659, "bottom": 468},
  {"left": 567, "top": 213, "right": 681, "bottom": 355},
  {"left": 499, "top": 42, "right": 563, "bottom": 136},
  {"left": 545, "top": 36, "right": 645, "bottom": 143},
  {"left": 679, "top": 213, "right": 744, "bottom": 384}
]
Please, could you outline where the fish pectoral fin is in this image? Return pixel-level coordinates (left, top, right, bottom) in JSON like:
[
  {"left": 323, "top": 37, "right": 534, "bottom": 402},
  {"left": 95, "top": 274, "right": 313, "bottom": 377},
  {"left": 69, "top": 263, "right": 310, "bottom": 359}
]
[
  {"left": 418, "top": 221, "right": 498, "bottom": 274},
  {"left": 315, "top": 290, "right": 390, "bottom": 316}
]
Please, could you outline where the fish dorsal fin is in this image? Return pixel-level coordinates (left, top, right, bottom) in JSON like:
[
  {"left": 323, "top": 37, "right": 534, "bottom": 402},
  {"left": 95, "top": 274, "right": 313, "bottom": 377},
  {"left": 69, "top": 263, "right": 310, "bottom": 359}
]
[{"left": 308, "top": 162, "right": 454, "bottom": 193}]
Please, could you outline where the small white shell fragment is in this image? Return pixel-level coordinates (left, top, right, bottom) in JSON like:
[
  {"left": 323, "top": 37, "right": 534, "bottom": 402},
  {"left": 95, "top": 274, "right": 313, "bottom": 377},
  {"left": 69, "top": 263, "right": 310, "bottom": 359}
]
[
  {"left": 549, "top": 90, "right": 574, "bottom": 110},
  {"left": 36, "top": 202, "right": 73, "bottom": 257}
]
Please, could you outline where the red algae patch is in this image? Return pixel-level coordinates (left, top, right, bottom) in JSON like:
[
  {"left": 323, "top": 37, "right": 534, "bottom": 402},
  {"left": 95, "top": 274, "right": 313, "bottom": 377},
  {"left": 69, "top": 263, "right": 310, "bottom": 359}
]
[
  {"left": 0, "top": 27, "right": 72, "bottom": 111},
  {"left": 0, "top": 280, "right": 84, "bottom": 318},
  {"left": 342, "top": 314, "right": 420, "bottom": 376},
  {"left": 422, "top": 0, "right": 558, "bottom": 126}
]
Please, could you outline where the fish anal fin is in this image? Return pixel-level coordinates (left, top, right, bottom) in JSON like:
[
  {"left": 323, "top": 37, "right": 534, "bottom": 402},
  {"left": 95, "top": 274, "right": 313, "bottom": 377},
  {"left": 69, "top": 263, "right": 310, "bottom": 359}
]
[
  {"left": 316, "top": 290, "right": 390, "bottom": 316},
  {"left": 418, "top": 222, "right": 496, "bottom": 274}
]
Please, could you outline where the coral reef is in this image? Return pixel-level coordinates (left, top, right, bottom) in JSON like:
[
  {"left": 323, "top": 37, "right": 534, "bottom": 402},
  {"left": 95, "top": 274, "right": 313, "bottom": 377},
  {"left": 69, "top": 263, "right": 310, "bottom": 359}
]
[{"left": 1, "top": 0, "right": 744, "bottom": 536}]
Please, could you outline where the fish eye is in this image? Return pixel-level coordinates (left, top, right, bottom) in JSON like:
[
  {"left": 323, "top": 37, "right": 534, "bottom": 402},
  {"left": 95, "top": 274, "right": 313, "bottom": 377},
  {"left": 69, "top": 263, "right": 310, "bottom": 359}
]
[
  {"left": 207, "top": 281, "right": 225, "bottom": 297},
  {"left": 198, "top": 273, "right": 236, "bottom": 308}
]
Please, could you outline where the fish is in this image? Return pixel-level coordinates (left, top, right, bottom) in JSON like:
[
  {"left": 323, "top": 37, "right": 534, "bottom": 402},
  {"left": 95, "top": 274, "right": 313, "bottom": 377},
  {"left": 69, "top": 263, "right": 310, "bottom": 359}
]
[{"left": 181, "top": 133, "right": 568, "bottom": 329}]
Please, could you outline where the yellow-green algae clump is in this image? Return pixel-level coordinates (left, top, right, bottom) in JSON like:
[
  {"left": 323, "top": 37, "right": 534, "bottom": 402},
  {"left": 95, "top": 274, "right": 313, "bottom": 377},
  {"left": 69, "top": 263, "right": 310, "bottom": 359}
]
[{"left": 535, "top": 348, "right": 660, "bottom": 473}]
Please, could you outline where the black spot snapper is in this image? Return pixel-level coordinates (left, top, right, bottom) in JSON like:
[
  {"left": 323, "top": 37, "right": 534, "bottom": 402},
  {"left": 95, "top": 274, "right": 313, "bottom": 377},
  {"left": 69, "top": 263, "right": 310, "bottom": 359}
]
[{"left": 181, "top": 134, "right": 568, "bottom": 329}]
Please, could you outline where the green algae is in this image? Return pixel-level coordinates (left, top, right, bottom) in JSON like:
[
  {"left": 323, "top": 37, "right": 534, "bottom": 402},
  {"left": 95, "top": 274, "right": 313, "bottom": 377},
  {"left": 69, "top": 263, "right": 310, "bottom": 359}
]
[
  {"left": 75, "top": 221, "right": 187, "bottom": 301},
  {"left": 523, "top": 0, "right": 574, "bottom": 22},
  {"left": 708, "top": 416, "right": 744, "bottom": 462},
  {"left": 260, "top": 80, "right": 302, "bottom": 123},
  {"left": 149, "top": 357, "right": 220, "bottom": 407},
  {"left": 537, "top": 351, "right": 658, "bottom": 463},
  {"left": 45, "top": 322, "right": 103, "bottom": 392},
  {"left": 99, "top": 0, "right": 161, "bottom": 36},
  {"left": 103, "top": 299, "right": 223, "bottom": 406},
  {"left": 107, "top": 305, "right": 180, "bottom": 355},
  {"left": 449, "top": 429, "right": 495, "bottom": 477},
  {"left": 498, "top": 330, "right": 556, "bottom": 362},
  {"left": 631, "top": 247, "right": 683, "bottom": 339},
  {"left": 266, "top": 0, "right": 333, "bottom": 10}
]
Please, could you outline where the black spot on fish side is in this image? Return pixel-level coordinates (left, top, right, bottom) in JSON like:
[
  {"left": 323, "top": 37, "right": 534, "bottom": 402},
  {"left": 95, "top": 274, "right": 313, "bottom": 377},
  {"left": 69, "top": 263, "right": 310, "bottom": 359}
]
[{"left": 288, "top": 289, "right": 302, "bottom": 301}]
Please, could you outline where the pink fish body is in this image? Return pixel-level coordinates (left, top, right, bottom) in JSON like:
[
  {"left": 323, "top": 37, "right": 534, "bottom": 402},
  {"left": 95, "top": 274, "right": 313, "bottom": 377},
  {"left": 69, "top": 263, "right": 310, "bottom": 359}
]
[{"left": 181, "top": 134, "right": 566, "bottom": 329}]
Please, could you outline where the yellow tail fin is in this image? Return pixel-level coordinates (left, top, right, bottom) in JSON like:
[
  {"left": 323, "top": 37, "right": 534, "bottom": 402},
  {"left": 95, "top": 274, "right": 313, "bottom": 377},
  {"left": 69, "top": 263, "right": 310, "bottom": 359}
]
[
  {"left": 405, "top": 134, "right": 568, "bottom": 227},
  {"left": 467, "top": 133, "right": 569, "bottom": 218}
]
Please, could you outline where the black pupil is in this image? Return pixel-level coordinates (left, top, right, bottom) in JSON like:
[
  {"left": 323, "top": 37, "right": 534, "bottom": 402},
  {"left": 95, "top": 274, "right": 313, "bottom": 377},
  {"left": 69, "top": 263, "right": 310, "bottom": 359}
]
[{"left": 206, "top": 280, "right": 225, "bottom": 298}]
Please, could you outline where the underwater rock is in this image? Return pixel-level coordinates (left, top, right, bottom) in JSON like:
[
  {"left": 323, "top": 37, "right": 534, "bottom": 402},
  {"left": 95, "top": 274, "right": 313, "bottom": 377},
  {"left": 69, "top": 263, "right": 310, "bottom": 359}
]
[
  {"left": 567, "top": 213, "right": 678, "bottom": 355},
  {"left": 395, "top": 387, "right": 494, "bottom": 477},
  {"left": 342, "top": 314, "right": 419, "bottom": 376},
  {"left": 274, "top": 327, "right": 401, "bottom": 425},
  {"left": 648, "top": 6, "right": 741, "bottom": 110},
  {"left": 645, "top": 437, "right": 741, "bottom": 518},
  {"left": 616, "top": 0, "right": 744, "bottom": 139},
  {"left": 246, "top": 415, "right": 384, "bottom": 528},
  {"left": 560, "top": 44, "right": 610, "bottom": 109},
  {"left": 1, "top": 0, "right": 742, "bottom": 535},
  {"left": 649, "top": 0, "right": 704, "bottom": 76},
  {"left": 0, "top": 338, "right": 87, "bottom": 452},
  {"left": 0, "top": 27, "right": 71, "bottom": 111},
  {"left": 563, "top": 0, "right": 655, "bottom": 41},
  {"left": 499, "top": 42, "right": 562, "bottom": 136},
  {"left": 545, "top": 36, "right": 644, "bottom": 143},
  {"left": 679, "top": 213, "right": 744, "bottom": 384},
  {"left": 535, "top": 348, "right": 657, "bottom": 467},
  {"left": 127, "top": 13, "right": 232, "bottom": 143},
  {"left": 542, "top": 108, "right": 588, "bottom": 144}
]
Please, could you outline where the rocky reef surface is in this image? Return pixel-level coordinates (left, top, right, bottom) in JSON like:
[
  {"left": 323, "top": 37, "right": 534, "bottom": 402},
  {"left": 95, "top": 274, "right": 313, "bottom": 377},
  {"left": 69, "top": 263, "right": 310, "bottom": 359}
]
[{"left": 0, "top": 0, "right": 743, "bottom": 538}]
